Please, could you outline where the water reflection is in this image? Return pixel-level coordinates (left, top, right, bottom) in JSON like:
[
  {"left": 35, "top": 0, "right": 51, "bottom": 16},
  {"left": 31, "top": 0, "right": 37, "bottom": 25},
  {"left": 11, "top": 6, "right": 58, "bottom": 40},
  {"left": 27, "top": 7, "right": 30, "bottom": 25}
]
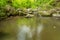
[
  {"left": 17, "top": 25, "right": 32, "bottom": 40},
  {"left": 17, "top": 24, "right": 43, "bottom": 40},
  {"left": 0, "top": 17, "right": 60, "bottom": 40}
]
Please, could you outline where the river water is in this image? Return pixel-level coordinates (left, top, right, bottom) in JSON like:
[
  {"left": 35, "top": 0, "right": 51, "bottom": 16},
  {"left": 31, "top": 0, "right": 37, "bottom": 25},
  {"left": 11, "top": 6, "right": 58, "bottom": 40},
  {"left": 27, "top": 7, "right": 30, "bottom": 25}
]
[{"left": 0, "top": 17, "right": 60, "bottom": 40}]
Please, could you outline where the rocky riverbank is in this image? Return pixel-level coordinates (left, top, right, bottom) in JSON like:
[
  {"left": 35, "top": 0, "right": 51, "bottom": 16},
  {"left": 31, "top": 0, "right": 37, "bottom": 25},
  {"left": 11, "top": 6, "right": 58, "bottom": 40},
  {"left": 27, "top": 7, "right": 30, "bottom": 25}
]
[{"left": 0, "top": 5, "right": 60, "bottom": 20}]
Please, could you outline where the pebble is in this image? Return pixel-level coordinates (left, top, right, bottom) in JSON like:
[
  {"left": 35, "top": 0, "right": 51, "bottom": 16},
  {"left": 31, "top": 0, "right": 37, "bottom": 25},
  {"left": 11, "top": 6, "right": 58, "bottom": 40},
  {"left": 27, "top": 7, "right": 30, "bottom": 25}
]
[{"left": 53, "top": 26, "right": 56, "bottom": 29}]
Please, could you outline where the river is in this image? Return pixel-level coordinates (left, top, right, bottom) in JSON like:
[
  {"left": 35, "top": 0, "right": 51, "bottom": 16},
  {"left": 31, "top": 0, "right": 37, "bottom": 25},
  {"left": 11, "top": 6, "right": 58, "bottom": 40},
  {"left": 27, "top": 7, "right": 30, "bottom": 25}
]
[{"left": 0, "top": 17, "right": 60, "bottom": 40}]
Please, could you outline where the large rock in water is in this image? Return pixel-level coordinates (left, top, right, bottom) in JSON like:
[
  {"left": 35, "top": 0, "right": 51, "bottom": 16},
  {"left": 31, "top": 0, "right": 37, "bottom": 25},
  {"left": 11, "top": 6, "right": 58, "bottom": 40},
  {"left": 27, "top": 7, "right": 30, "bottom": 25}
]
[
  {"left": 52, "top": 14, "right": 60, "bottom": 17},
  {"left": 25, "top": 14, "right": 34, "bottom": 18}
]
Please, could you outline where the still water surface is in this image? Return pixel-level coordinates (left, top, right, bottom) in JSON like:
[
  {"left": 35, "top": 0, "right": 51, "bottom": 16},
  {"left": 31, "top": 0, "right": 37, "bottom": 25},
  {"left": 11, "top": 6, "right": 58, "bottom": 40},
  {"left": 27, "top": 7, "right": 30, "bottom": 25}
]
[{"left": 0, "top": 17, "right": 60, "bottom": 40}]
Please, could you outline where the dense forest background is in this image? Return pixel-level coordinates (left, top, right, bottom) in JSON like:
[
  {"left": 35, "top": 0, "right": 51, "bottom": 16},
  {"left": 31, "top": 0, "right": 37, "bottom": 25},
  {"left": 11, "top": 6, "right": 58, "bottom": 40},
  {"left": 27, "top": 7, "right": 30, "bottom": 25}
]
[{"left": 0, "top": 0, "right": 60, "bottom": 19}]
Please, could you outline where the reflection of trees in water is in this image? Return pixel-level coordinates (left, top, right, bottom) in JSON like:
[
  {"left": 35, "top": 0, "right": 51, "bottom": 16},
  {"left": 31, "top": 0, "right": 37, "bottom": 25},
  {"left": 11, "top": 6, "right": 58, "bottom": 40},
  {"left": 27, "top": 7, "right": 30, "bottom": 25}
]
[
  {"left": 17, "top": 25, "right": 32, "bottom": 40},
  {"left": 17, "top": 19, "right": 43, "bottom": 40}
]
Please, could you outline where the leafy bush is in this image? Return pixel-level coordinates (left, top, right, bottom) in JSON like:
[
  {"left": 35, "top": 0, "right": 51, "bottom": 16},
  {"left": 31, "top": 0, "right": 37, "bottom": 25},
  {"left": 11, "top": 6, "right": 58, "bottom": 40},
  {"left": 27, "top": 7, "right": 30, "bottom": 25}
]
[
  {"left": 0, "top": 0, "right": 7, "bottom": 17},
  {"left": 0, "top": 10, "right": 5, "bottom": 17},
  {"left": 12, "top": 0, "right": 35, "bottom": 8},
  {"left": 0, "top": 0, "right": 8, "bottom": 7},
  {"left": 12, "top": 0, "right": 55, "bottom": 9}
]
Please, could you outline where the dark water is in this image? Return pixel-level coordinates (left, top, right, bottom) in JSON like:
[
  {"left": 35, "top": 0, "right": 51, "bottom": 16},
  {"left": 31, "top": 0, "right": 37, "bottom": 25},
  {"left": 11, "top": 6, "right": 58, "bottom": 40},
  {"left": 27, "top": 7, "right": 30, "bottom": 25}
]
[{"left": 0, "top": 17, "right": 60, "bottom": 40}]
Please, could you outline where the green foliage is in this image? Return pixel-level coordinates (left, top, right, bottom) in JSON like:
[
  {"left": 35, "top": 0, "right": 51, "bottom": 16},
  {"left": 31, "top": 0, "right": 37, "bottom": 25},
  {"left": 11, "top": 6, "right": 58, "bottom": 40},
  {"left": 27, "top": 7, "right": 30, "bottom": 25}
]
[
  {"left": 0, "top": 0, "right": 56, "bottom": 9},
  {"left": 0, "top": 0, "right": 7, "bottom": 17},
  {"left": 12, "top": 0, "right": 55, "bottom": 9},
  {"left": 12, "top": 0, "right": 36, "bottom": 8},
  {"left": 0, "top": 0, "right": 58, "bottom": 9},
  {"left": 0, "top": 11, "right": 5, "bottom": 17},
  {"left": 0, "top": 0, "right": 60, "bottom": 18},
  {"left": 0, "top": 0, "right": 7, "bottom": 7}
]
